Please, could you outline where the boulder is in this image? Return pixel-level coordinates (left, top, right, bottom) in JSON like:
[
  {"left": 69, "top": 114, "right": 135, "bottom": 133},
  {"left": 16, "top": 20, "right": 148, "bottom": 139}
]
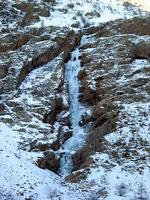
[
  {"left": 37, "top": 151, "right": 59, "bottom": 173},
  {"left": 132, "top": 43, "right": 150, "bottom": 60}
]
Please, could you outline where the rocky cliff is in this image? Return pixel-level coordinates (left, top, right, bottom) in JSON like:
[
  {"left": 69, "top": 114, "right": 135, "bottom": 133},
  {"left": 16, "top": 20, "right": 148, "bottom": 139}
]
[{"left": 0, "top": 0, "right": 150, "bottom": 199}]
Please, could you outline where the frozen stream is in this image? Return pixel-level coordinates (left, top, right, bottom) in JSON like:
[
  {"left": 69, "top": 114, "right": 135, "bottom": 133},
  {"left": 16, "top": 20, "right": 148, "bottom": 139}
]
[{"left": 58, "top": 39, "right": 87, "bottom": 176}]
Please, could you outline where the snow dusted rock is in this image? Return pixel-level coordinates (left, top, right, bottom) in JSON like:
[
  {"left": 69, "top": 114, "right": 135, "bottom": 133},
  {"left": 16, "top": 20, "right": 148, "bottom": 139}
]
[
  {"left": 0, "top": 0, "right": 150, "bottom": 199},
  {"left": 66, "top": 16, "right": 150, "bottom": 186},
  {"left": 0, "top": 24, "right": 81, "bottom": 174}
]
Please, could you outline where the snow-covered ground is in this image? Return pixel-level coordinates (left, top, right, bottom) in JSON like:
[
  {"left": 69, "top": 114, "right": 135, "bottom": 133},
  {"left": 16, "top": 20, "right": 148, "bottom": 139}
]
[
  {"left": 0, "top": 123, "right": 92, "bottom": 199},
  {"left": 30, "top": 0, "right": 149, "bottom": 29},
  {"left": 0, "top": 0, "right": 149, "bottom": 32}
]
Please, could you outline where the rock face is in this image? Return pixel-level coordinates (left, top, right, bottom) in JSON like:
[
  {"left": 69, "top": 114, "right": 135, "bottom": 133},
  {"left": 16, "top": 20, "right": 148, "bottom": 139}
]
[
  {"left": 43, "top": 96, "right": 64, "bottom": 125},
  {"left": 69, "top": 16, "right": 150, "bottom": 177},
  {"left": 0, "top": 0, "right": 150, "bottom": 199},
  {"left": 1, "top": 14, "right": 150, "bottom": 173},
  {"left": 37, "top": 151, "right": 59, "bottom": 173},
  {"left": 0, "top": 18, "right": 81, "bottom": 172},
  {"left": 0, "top": 65, "right": 8, "bottom": 79}
]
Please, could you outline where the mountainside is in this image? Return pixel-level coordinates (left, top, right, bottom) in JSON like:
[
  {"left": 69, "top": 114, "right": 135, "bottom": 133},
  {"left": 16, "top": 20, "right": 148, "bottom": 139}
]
[{"left": 0, "top": 0, "right": 150, "bottom": 199}]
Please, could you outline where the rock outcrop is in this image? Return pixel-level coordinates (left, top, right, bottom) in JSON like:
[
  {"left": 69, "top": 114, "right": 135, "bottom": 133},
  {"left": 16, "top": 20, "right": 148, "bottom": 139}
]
[
  {"left": 67, "top": 15, "right": 150, "bottom": 180},
  {"left": 37, "top": 151, "right": 59, "bottom": 173},
  {"left": 0, "top": 1, "right": 150, "bottom": 198}
]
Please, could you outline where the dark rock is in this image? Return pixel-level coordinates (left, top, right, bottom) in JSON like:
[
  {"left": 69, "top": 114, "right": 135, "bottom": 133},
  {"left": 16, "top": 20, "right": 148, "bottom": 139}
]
[
  {"left": 0, "top": 82, "right": 4, "bottom": 94},
  {"left": 67, "top": 4, "right": 74, "bottom": 9},
  {"left": 65, "top": 171, "right": 87, "bottom": 183},
  {"left": 0, "top": 103, "right": 5, "bottom": 115},
  {"left": 37, "top": 151, "right": 59, "bottom": 173},
  {"left": 17, "top": 31, "right": 81, "bottom": 87},
  {"left": 79, "top": 112, "right": 92, "bottom": 126},
  {"left": 132, "top": 43, "right": 150, "bottom": 60},
  {"left": 71, "top": 22, "right": 80, "bottom": 28},
  {"left": 73, "top": 147, "right": 94, "bottom": 170},
  {"left": 85, "top": 11, "right": 100, "bottom": 18},
  {"left": 58, "top": 112, "right": 71, "bottom": 126},
  {"left": 43, "top": 96, "right": 64, "bottom": 125},
  {"left": 0, "top": 65, "right": 8, "bottom": 79},
  {"left": 58, "top": 126, "right": 72, "bottom": 144},
  {"left": 34, "top": 143, "right": 50, "bottom": 152},
  {"left": 50, "top": 140, "right": 60, "bottom": 151},
  {"left": 0, "top": 33, "right": 30, "bottom": 53}
]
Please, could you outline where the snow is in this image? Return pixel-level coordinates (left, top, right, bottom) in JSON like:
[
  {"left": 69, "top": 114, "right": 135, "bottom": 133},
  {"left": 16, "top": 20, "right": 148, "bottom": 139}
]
[
  {"left": 0, "top": 53, "right": 66, "bottom": 165},
  {"left": 0, "top": 123, "right": 90, "bottom": 200},
  {"left": 85, "top": 101, "right": 150, "bottom": 200},
  {"left": 77, "top": 31, "right": 150, "bottom": 198},
  {"left": 106, "top": 102, "right": 150, "bottom": 144},
  {"left": 0, "top": 123, "right": 58, "bottom": 199},
  {"left": 116, "top": 59, "right": 150, "bottom": 86},
  {"left": 30, "top": 0, "right": 149, "bottom": 29}
]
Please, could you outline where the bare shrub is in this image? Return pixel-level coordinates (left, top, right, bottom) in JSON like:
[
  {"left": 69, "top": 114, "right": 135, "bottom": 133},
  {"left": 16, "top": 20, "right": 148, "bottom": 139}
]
[
  {"left": 115, "top": 182, "right": 127, "bottom": 197},
  {"left": 48, "top": 188, "right": 61, "bottom": 199},
  {"left": 0, "top": 187, "right": 16, "bottom": 200}
]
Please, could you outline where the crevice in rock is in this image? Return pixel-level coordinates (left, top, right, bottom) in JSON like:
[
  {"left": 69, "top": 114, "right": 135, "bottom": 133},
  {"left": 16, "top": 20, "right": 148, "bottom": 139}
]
[
  {"left": 48, "top": 28, "right": 119, "bottom": 178},
  {"left": 70, "top": 102, "right": 118, "bottom": 174}
]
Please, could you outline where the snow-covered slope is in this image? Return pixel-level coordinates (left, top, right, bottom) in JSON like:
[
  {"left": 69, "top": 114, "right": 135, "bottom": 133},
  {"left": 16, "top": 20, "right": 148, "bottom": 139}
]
[
  {"left": 0, "top": 123, "right": 89, "bottom": 199},
  {"left": 30, "top": 0, "right": 149, "bottom": 28}
]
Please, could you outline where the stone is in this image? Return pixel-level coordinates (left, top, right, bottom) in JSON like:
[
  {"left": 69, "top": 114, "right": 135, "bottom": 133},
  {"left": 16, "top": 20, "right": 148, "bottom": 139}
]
[
  {"left": 132, "top": 43, "right": 150, "bottom": 60},
  {"left": 0, "top": 65, "right": 8, "bottom": 79},
  {"left": 65, "top": 171, "right": 87, "bottom": 183},
  {"left": 73, "top": 147, "right": 94, "bottom": 170},
  {"left": 85, "top": 11, "right": 100, "bottom": 19},
  {"left": 79, "top": 112, "right": 92, "bottom": 126},
  {"left": 71, "top": 22, "right": 80, "bottom": 28},
  {"left": 0, "top": 82, "right": 4, "bottom": 94},
  {"left": 43, "top": 96, "right": 64, "bottom": 125},
  {"left": 0, "top": 103, "right": 5, "bottom": 115},
  {"left": 67, "top": 4, "right": 74, "bottom": 8},
  {"left": 58, "top": 126, "right": 72, "bottom": 144},
  {"left": 49, "top": 140, "right": 60, "bottom": 151},
  {"left": 37, "top": 151, "right": 59, "bottom": 173}
]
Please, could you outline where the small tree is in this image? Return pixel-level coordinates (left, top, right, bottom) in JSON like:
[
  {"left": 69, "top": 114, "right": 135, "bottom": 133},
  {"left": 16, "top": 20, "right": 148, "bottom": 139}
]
[{"left": 135, "top": 183, "right": 149, "bottom": 200}]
